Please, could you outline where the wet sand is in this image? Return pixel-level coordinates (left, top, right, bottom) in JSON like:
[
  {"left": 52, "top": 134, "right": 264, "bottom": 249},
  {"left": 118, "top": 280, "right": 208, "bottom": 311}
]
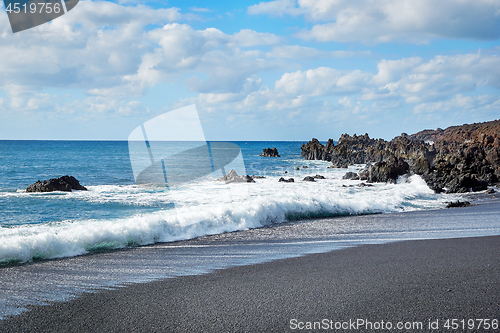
[{"left": 0, "top": 234, "right": 499, "bottom": 332}]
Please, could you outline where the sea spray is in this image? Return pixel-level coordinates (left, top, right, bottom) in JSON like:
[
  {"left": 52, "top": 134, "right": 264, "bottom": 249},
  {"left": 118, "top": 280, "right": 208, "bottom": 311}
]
[{"left": 0, "top": 174, "right": 446, "bottom": 265}]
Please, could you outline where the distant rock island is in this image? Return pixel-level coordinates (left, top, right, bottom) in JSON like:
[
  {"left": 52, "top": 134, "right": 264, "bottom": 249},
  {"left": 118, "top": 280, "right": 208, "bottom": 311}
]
[
  {"left": 27, "top": 176, "right": 88, "bottom": 193},
  {"left": 260, "top": 148, "right": 280, "bottom": 157},
  {"left": 301, "top": 119, "right": 500, "bottom": 193}
]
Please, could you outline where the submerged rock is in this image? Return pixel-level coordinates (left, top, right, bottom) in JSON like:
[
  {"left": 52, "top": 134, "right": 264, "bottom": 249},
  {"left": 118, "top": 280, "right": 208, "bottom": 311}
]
[
  {"left": 302, "top": 176, "right": 316, "bottom": 182},
  {"left": 26, "top": 176, "right": 88, "bottom": 193},
  {"left": 446, "top": 200, "right": 471, "bottom": 208},
  {"left": 313, "top": 174, "right": 326, "bottom": 179},
  {"left": 260, "top": 148, "right": 280, "bottom": 157},
  {"left": 357, "top": 183, "right": 374, "bottom": 187}
]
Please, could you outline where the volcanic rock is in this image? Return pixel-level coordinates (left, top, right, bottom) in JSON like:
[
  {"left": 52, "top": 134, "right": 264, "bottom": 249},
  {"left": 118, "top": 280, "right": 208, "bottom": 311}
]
[
  {"left": 260, "top": 148, "right": 280, "bottom": 157},
  {"left": 279, "top": 177, "right": 294, "bottom": 183},
  {"left": 446, "top": 200, "right": 471, "bottom": 208},
  {"left": 368, "top": 156, "right": 409, "bottom": 184},
  {"left": 300, "top": 119, "right": 500, "bottom": 192},
  {"left": 26, "top": 176, "right": 88, "bottom": 193},
  {"left": 342, "top": 172, "right": 359, "bottom": 180}
]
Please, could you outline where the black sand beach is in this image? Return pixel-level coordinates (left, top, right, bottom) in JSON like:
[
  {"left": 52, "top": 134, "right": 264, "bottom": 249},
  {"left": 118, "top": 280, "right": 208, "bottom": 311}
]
[{"left": 1, "top": 234, "right": 499, "bottom": 332}]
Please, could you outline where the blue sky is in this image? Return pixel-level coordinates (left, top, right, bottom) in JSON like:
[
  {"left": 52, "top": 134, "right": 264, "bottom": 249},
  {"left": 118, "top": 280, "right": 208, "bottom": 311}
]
[{"left": 0, "top": 0, "right": 499, "bottom": 140}]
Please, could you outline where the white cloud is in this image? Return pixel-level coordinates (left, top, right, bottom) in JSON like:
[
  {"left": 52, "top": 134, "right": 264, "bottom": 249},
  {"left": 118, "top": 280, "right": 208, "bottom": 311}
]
[
  {"left": 180, "top": 50, "right": 500, "bottom": 130},
  {"left": 266, "top": 45, "right": 327, "bottom": 59},
  {"left": 231, "top": 29, "right": 282, "bottom": 47},
  {"left": 274, "top": 67, "right": 370, "bottom": 96},
  {"left": 0, "top": 1, "right": 182, "bottom": 98},
  {"left": 266, "top": 46, "right": 371, "bottom": 59},
  {"left": 366, "top": 52, "right": 500, "bottom": 103},
  {"left": 249, "top": 0, "right": 500, "bottom": 43},
  {"left": 413, "top": 94, "right": 500, "bottom": 114},
  {"left": 0, "top": 2, "right": 283, "bottom": 111},
  {"left": 248, "top": 0, "right": 304, "bottom": 17}
]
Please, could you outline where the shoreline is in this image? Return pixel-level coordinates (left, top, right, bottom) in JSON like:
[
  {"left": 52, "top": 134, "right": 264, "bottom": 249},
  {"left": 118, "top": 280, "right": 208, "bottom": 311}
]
[
  {"left": 0, "top": 189, "right": 497, "bottom": 271},
  {"left": 0, "top": 235, "right": 499, "bottom": 332},
  {"left": 0, "top": 196, "right": 499, "bottom": 330}
]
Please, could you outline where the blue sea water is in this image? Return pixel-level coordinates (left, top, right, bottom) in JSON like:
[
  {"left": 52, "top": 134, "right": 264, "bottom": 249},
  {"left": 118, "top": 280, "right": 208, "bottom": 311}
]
[
  {"left": 0, "top": 141, "right": 309, "bottom": 226},
  {"left": 0, "top": 140, "right": 460, "bottom": 265}
]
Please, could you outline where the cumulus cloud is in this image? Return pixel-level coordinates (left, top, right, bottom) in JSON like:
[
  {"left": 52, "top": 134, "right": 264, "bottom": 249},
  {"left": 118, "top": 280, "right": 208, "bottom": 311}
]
[
  {"left": 413, "top": 94, "right": 500, "bottom": 114},
  {"left": 249, "top": 0, "right": 500, "bottom": 43},
  {"left": 231, "top": 29, "right": 282, "bottom": 47},
  {"left": 0, "top": 1, "right": 283, "bottom": 114},
  {"left": 182, "top": 50, "right": 500, "bottom": 129},
  {"left": 0, "top": 1, "right": 182, "bottom": 98}
]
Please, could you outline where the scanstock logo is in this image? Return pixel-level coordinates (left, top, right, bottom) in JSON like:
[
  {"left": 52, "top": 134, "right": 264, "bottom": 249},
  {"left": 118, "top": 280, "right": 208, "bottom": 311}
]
[
  {"left": 128, "top": 104, "right": 247, "bottom": 188},
  {"left": 3, "top": 0, "right": 78, "bottom": 33}
]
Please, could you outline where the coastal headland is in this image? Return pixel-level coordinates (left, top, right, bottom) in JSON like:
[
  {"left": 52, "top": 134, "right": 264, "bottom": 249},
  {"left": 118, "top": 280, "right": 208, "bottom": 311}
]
[{"left": 301, "top": 119, "right": 500, "bottom": 193}]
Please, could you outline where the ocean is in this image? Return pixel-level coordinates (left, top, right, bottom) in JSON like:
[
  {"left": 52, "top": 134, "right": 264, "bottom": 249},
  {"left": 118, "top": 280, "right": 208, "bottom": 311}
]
[
  {"left": 2, "top": 140, "right": 500, "bottom": 319},
  {"left": 0, "top": 140, "right": 459, "bottom": 265}
]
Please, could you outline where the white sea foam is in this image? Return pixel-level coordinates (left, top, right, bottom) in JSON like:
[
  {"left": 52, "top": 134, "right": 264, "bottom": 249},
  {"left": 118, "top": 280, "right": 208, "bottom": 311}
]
[{"left": 0, "top": 173, "right": 451, "bottom": 265}]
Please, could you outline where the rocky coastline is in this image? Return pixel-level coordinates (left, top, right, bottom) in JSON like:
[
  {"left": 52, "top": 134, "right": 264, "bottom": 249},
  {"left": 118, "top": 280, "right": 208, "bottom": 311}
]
[{"left": 301, "top": 120, "right": 500, "bottom": 193}]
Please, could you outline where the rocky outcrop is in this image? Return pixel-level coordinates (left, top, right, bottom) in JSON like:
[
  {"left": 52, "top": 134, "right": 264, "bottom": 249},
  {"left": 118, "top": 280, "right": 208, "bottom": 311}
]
[
  {"left": 219, "top": 170, "right": 255, "bottom": 183},
  {"left": 342, "top": 172, "right": 360, "bottom": 180},
  {"left": 446, "top": 200, "right": 471, "bottom": 208},
  {"left": 300, "top": 139, "right": 333, "bottom": 161},
  {"left": 26, "top": 176, "right": 88, "bottom": 193},
  {"left": 313, "top": 174, "right": 326, "bottom": 179},
  {"left": 409, "top": 120, "right": 500, "bottom": 148},
  {"left": 260, "top": 148, "right": 280, "bottom": 157},
  {"left": 301, "top": 119, "right": 500, "bottom": 193},
  {"left": 302, "top": 176, "right": 316, "bottom": 182},
  {"left": 368, "top": 156, "right": 409, "bottom": 183},
  {"left": 279, "top": 177, "right": 294, "bottom": 183}
]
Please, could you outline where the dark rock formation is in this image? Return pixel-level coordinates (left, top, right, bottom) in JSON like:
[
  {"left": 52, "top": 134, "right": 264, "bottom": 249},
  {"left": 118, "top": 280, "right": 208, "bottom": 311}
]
[
  {"left": 219, "top": 170, "right": 255, "bottom": 183},
  {"left": 446, "top": 200, "right": 471, "bottom": 208},
  {"left": 301, "top": 119, "right": 500, "bottom": 193},
  {"left": 368, "top": 156, "right": 409, "bottom": 184},
  {"left": 313, "top": 175, "right": 325, "bottom": 179},
  {"left": 357, "top": 183, "right": 374, "bottom": 187},
  {"left": 342, "top": 172, "right": 359, "bottom": 180},
  {"left": 260, "top": 148, "right": 280, "bottom": 157},
  {"left": 279, "top": 177, "right": 294, "bottom": 183},
  {"left": 409, "top": 120, "right": 500, "bottom": 148},
  {"left": 358, "top": 164, "right": 371, "bottom": 180},
  {"left": 26, "top": 176, "right": 88, "bottom": 193},
  {"left": 302, "top": 176, "right": 316, "bottom": 182}
]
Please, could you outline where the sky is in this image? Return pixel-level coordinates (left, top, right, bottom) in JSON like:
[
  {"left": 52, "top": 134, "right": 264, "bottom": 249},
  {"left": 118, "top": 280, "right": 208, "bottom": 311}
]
[{"left": 0, "top": 0, "right": 499, "bottom": 141}]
